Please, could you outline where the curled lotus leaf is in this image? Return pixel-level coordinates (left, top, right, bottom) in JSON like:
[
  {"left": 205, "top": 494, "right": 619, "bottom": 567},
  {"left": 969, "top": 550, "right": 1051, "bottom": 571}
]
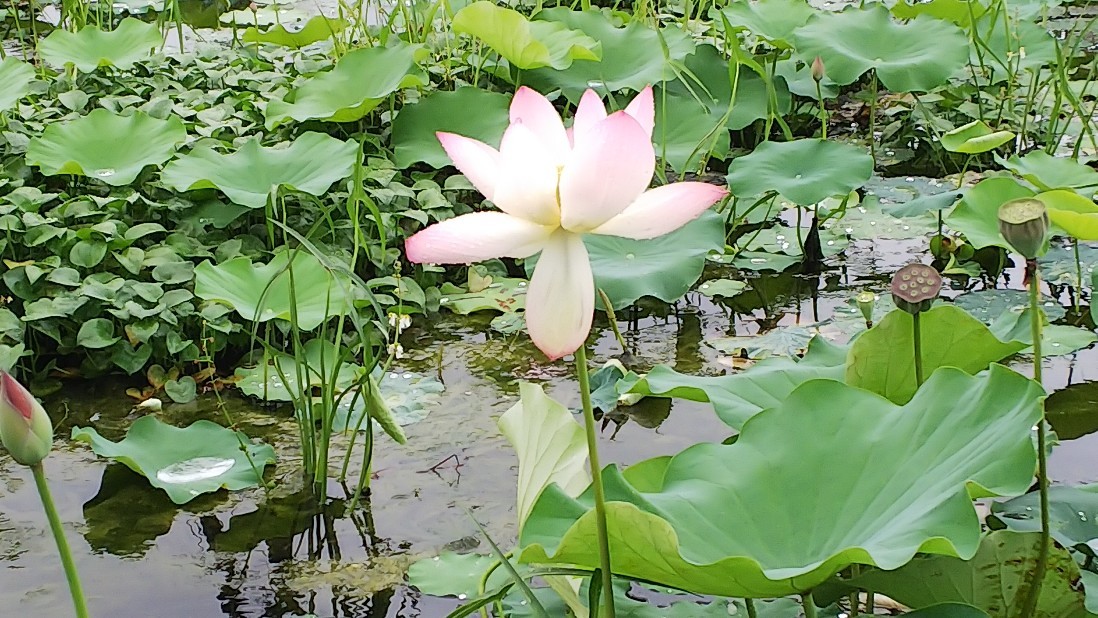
[
  {"left": 241, "top": 16, "right": 349, "bottom": 48},
  {"left": 520, "top": 366, "right": 1043, "bottom": 598},
  {"left": 38, "top": 18, "right": 163, "bottom": 72},
  {"left": 0, "top": 58, "right": 35, "bottom": 111},
  {"left": 25, "top": 109, "right": 186, "bottom": 186}
]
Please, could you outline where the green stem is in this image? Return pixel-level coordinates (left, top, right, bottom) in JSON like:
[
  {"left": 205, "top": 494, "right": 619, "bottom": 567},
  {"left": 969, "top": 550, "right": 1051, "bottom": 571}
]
[
  {"left": 913, "top": 312, "right": 924, "bottom": 387},
  {"left": 801, "top": 591, "right": 818, "bottom": 618},
  {"left": 575, "top": 345, "right": 616, "bottom": 618},
  {"left": 31, "top": 463, "right": 89, "bottom": 618},
  {"left": 1073, "top": 238, "right": 1082, "bottom": 313},
  {"left": 1019, "top": 259, "right": 1049, "bottom": 618},
  {"left": 814, "top": 79, "right": 827, "bottom": 140},
  {"left": 745, "top": 598, "right": 758, "bottom": 618},
  {"left": 869, "top": 70, "right": 878, "bottom": 163}
]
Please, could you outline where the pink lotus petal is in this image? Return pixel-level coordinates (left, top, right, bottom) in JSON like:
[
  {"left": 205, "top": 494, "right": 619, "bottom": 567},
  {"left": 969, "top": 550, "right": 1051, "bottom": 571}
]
[
  {"left": 571, "top": 89, "right": 607, "bottom": 150},
  {"left": 590, "top": 182, "right": 728, "bottom": 239},
  {"left": 624, "top": 86, "right": 655, "bottom": 138},
  {"left": 558, "top": 111, "right": 655, "bottom": 232},
  {"left": 437, "top": 132, "right": 500, "bottom": 199},
  {"left": 405, "top": 212, "right": 552, "bottom": 264},
  {"left": 525, "top": 231, "right": 594, "bottom": 360},
  {"left": 493, "top": 123, "right": 562, "bottom": 227},
  {"left": 510, "top": 87, "right": 570, "bottom": 164}
]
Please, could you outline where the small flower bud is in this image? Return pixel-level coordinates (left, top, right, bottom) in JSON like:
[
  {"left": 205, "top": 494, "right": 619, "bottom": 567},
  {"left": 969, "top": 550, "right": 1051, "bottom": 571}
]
[
  {"left": 891, "top": 263, "right": 942, "bottom": 315},
  {"left": 811, "top": 56, "right": 825, "bottom": 83},
  {"left": 998, "top": 198, "right": 1049, "bottom": 259},
  {"left": 0, "top": 371, "right": 53, "bottom": 466}
]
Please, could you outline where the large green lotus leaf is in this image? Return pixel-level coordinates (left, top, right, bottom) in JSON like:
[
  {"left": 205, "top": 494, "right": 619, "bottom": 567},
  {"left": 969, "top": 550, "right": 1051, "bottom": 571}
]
[
  {"left": 498, "top": 383, "right": 589, "bottom": 528},
  {"left": 939, "top": 120, "right": 1014, "bottom": 154},
  {"left": 726, "top": 139, "right": 873, "bottom": 206},
  {"left": 623, "top": 336, "right": 846, "bottom": 429},
  {"left": 160, "top": 132, "right": 357, "bottom": 208},
  {"left": 241, "top": 16, "right": 348, "bottom": 48},
  {"left": 26, "top": 109, "right": 185, "bottom": 186},
  {"left": 973, "top": 15, "right": 1056, "bottom": 82},
  {"left": 391, "top": 87, "right": 510, "bottom": 168},
  {"left": 846, "top": 305, "right": 1026, "bottom": 405},
  {"left": 0, "top": 58, "right": 35, "bottom": 111},
  {"left": 525, "top": 8, "right": 695, "bottom": 100},
  {"left": 264, "top": 44, "right": 427, "bottom": 129},
  {"left": 663, "top": 43, "right": 789, "bottom": 128},
  {"left": 715, "top": 0, "right": 814, "bottom": 48},
  {"left": 946, "top": 177, "right": 1034, "bottom": 249},
  {"left": 194, "top": 250, "right": 354, "bottom": 330},
  {"left": 850, "top": 530, "right": 1087, "bottom": 617},
  {"left": 1038, "top": 189, "right": 1098, "bottom": 240},
  {"left": 520, "top": 366, "right": 1043, "bottom": 598},
  {"left": 654, "top": 90, "right": 730, "bottom": 174},
  {"left": 452, "top": 1, "right": 600, "bottom": 71},
  {"left": 998, "top": 150, "right": 1098, "bottom": 193},
  {"left": 792, "top": 5, "right": 967, "bottom": 91},
  {"left": 71, "top": 416, "right": 275, "bottom": 505},
  {"left": 991, "top": 485, "right": 1098, "bottom": 557},
  {"left": 38, "top": 18, "right": 163, "bottom": 72}
]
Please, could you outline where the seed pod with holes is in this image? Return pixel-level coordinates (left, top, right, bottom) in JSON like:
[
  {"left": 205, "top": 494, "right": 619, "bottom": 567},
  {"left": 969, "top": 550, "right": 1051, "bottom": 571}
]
[
  {"left": 891, "top": 263, "right": 942, "bottom": 315},
  {"left": 998, "top": 198, "right": 1049, "bottom": 259}
]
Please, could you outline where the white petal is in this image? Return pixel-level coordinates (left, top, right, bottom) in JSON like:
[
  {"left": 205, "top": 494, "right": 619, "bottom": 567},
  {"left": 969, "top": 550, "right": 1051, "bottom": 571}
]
[
  {"left": 624, "top": 86, "right": 655, "bottom": 139},
  {"left": 436, "top": 132, "right": 500, "bottom": 199},
  {"left": 404, "top": 212, "right": 552, "bottom": 264},
  {"left": 510, "top": 87, "right": 571, "bottom": 164},
  {"left": 571, "top": 89, "right": 607, "bottom": 151},
  {"left": 558, "top": 112, "right": 655, "bottom": 232},
  {"left": 525, "top": 231, "right": 594, "bottom": 360},
  {"left": 492, "top": 123, "right": 562, "bottom": 227},
  {"left": 590, "top": 182, "right": 728, "bottom": 239}
]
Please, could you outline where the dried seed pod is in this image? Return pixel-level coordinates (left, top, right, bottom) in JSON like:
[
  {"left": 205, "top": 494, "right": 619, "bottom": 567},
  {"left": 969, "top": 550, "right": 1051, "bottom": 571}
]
[
  {"left": 891, "top": 263, "right": 942, "bottom": 315},
  {"left": 998, "top": 198, "right": 1049, "bottom": 259}
]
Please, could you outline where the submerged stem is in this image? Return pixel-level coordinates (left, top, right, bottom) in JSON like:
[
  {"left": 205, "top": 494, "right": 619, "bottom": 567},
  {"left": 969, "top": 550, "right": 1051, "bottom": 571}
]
[
  {"left": 575, "top": 346, "right": 616, "bottom": 618},
  {"left": 1019, "top": 259, "right": 1050, "bottom": 617},
  {"left": 913, "top": 312, "right": 924, "bottom": 387},
  {"left": 32, "top": 463, "right": 89, "bottom": 618}
]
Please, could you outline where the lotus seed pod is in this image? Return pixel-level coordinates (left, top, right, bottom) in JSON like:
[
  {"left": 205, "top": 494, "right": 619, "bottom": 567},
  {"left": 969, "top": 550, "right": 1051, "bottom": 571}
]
[
  {"left": 890, "top": 263, "right": 942, "bottom": 315},
  {"left": 811, "top": 56, "right": 825, "bottom": 83},
  {"left": 856, "top": 291, "right": 876, "bottom": 325},
  {"left": 998, "top": 198, "right": 1049, "bottom": 259}
]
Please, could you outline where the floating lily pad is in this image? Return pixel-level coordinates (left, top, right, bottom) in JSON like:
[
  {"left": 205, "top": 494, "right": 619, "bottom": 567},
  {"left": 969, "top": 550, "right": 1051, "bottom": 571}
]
[
  {"left": 194, "top": 249, "right": 355, "bottom": 330},
  {"left": 953, "top": 288, "right": 1065, "bottom": 324},
  {"left": 38, "top": 18, "right": 163, "bottom": 72},
  {"left": 708, "top": 326, "right": 816, "bottom": 359},
  {"left": 241, "top": 15, "right": 348, "bottom": 48},
  {"left": 833, "top": 197, "right": 939, "bottom": 239},
  {"left": 0, "top": 58, "right": 35, "bottom": 111},
  {"left": 726, "top": 139, "right": 873, "bottom": 206},
  {"left": 521, "top": 366, "right": 1043, "bottom": 598},
  {"left": 452, "top": 1, "right": 600, "bottom": 71},
  {"left": 71, "top": 416, "right": 275, "bottom": 504},
  {"left": 438, "top": 277, "right": 527, "bottom": 314},
  {"left": 1046, "top": 381, "right": 1098, "bottom": 441},
  {"left": 391, "top": 87, "right": 510, "bottom": 168},
  {"left": 793, "top": 5, "right": 968, "bottom": 91},
  {"left": 161, "top": 132, "right": 357, "bottom": 208},
  {"left": 697, "top": 278, "right": 748, "bottom": 298},
  {"left": 26, "top": 109, "right": 186, "bottom": 186},
  {"left": 991, "top": 485, "right": 1098, "bottom": 558},
  {"left": 331, "top": 370, "right": 444, "bottom": 432},
  {"left": 265, "top": 44, "right": 427, "bottom": 129}
]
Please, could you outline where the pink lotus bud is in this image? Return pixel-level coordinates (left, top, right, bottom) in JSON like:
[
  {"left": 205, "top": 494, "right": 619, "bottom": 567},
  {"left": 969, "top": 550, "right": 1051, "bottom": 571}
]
[
  {"left": 811, "top": 56, "right": 825, "bottom": 83},
  {"left": 0, "top": 371, "right": 53, "bottom": 466}
]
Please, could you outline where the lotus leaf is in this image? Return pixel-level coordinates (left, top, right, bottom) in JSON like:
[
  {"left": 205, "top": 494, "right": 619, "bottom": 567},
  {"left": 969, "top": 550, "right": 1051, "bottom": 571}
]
[
  {"left": 194, "top": 249, "right": 354, "bottom": 330},
  {"left": 0, "top": 58, "right": 34, "bottom": 111},
  {"left": 655, "top": 91, "right": 731, "bottom": 173},
  {"left": 451, "top": 1, "right": 600, "bottom": 71},
  {"left": 991, "top": 485, "right": 1098, "bottom": 558},
  {"left": 38, "top": 18, "right": 163, "bottom": 72},
  {"left": 331, "top": 370, "right": 444, "bottom": 434},
  {"left": 71, "top": 416, "right": 275, "bottom": 504},
  {"left": 160, "top": 132, "right": 357, "bottom": 208},
  {"left": 26, "top": 109, "right": 186, "bottom": 186},
  {"left": 999, "top": 150, "right": 1098, "bottom": 194},
  {"left": 521, "top": 366, "right": 1043, "bottom": 598},
  {"left": 265, "top": 44, "right": 427, "bottom": 129},
  {"left": 1045, "top": 381, "right": 1098, "bottom": 440},
  {"left": 524, "top": 8, "right": 695, "bottom": 100},
  {"left": 499, "top": 383, "right": 589, "bottom": 528},
  {"left": 727, "top": 139, "right": 873, "bottom": 205},
  {"left": 792, "top": 5, "right": 967, "bottom": 91},
  {"left": 708, "top": 326, "right": 818, "bottom": 359},
  {"left": 891, "top": 0, "right": 986, "bottom": 25},
  {"left": 697, "top": 279, "right": 748, "bottom": 298},
  {"left": 391, "top": 87, "right": 510, "bottom": 168},
  {"left": 940, "top": 120, "right": 1015, "bottom": 154},
  {"left": 850, "top": 530, "right": 1087, "bottom": 616},
  {"left": 715, "top": 0, "right": 814, "bottom": 48},
  {"left": 973, "top": 16, "right": 1056, "bottom": 81},
  {"left": 946, "top": 177, "right": 1034, "bottom": 249},
  {"left": 241, "top": 16, "right": 348, "bottom": 48},
  {"left": 846, "top": 305, "right": 1026, "bottom": 404},
  {"left": 438, "top": 277, "right": 527, "bottom": 314},
  {"left": 1038, "top": 189, "right": 1098, "bottom": 240},
  {"left": 954, "top": 288, "right": 1065, "bottom": 324},
  {"left": 234, "top": 339, "right": 363, "bottom": 401},
  {"left": 622, "top": 336, "right": 846, "bottom": 429}
]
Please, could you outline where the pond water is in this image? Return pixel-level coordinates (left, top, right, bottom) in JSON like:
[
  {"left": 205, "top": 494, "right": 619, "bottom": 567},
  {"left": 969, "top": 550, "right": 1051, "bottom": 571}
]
[{"left": 1, "top": 220, "right": 1096, "bottom": 616}]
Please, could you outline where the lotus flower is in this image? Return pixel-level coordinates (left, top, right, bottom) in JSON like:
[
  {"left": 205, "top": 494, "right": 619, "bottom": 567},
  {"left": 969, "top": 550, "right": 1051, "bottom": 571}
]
[
  {"left": 405, "top": 86, "right": 728, "bottom": 359},
  {"left": 0, "top": 371, "right": 53, "bottom": 466}
]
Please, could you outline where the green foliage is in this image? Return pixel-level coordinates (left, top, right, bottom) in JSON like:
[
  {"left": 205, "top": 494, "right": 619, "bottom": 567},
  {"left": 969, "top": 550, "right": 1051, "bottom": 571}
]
[
  {"left": 726, "top": 139, "right": 873, "bottom": 205},
  {"left": 0, "top": 58, "right": 35, "bottom": 111},
  {"left": 451, "top": 1, "right": 601, "bottom": 71},
  {"left": 37, "top": 19, "right": 164, "bottom": 72}
]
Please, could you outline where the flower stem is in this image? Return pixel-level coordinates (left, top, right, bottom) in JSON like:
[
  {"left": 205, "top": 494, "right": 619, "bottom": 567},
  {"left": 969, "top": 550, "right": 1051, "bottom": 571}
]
[
  {"left": 801, "top": 591, "right": 818, "bottom": 618},
  {"left": 745, "top": 598, "right": 758, "bottom": 618},
  {"left": 913, "top": 312, "right": 924, "bottom": 387},
  {"left": 1019, "top": 259, "right": 1049, "bottom": 618},
  {"left": 814, "top": 80, "right": 827, "bottom": 140},
  {"left": 575, "top": 345, "right": 616, "bottom": 618},
  {"left": 31, "top": 463, "right": 89, "bottom": 618}
]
